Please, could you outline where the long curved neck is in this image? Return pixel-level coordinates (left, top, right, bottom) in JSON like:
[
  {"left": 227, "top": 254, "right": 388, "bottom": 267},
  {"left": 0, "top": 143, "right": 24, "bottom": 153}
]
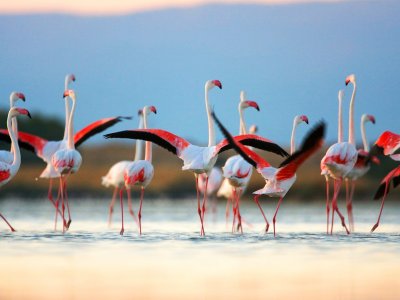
[
  {"left": 67, "top": 97, "right": 76, "bottom": 149},
  {"left": 348, "top": 82, "right": 357, "bottom": 145},
  {"left": 7, "top": 114, "right": 21, "bottom": 171},
  {"left": 134, "top": 115, "right": 144, "bottom": 161},
  {"left": 290, "top": 120, "right": 298, "bottom": 154},
  {"left": 338, "top": 96, "right": 343, "bottom": 143},
  {"left": 361, "top": 117, "right": 369, "bottom": 152},
  {"left": 9, "top": 98, "right": 17, "bottom": 154},
  {"left": 238, "top": 104, "right": 247, "bottom": 135},
  {"left": 143, "top": 112, "right": 152, "bottom": 162},
  {"left": 205, "top": 86, "right": 215, "bottom": 147},
  {"left": 63, "top": 80, "right": 71, "bottom": 141}
]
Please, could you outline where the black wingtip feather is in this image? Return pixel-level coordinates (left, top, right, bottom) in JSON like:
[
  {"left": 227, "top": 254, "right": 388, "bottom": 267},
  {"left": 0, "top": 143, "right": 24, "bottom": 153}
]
[{"left": 374, "top": 182, "right": 388, "bottom": 200}]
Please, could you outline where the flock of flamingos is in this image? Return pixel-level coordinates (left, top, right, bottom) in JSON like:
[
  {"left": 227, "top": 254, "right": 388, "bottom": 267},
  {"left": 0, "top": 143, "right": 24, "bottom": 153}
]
[{"left": 0, "top": 74, "right": 399, "bottom": 237}]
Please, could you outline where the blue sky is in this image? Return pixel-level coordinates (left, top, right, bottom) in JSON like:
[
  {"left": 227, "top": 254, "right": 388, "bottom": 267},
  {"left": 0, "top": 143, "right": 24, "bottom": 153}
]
[{"left": 0, "top": 1, "right": 399, "bottom": 147}]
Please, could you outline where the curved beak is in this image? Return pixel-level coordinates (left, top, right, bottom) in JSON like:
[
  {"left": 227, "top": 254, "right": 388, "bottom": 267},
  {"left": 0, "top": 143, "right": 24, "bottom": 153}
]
[
  {"left": 63, "top": 90, "right": 69, "bottom": 98},
  {"left": 368, "top": 115, "right": 376, "bottom": 124},
  {"left": 245, "top": 101, "right": 260, "bottom": 111}
]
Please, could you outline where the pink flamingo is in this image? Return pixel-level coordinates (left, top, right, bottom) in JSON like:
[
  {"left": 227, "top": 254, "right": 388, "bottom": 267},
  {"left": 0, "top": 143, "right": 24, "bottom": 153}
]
[
  {"left": 122, "top": 105, "right": 157, "bottom": 235},
  {"left": 0, "top": 92, "right": 26, "bottom": 164},
  {"left": 102, "top": 110, "right": 143, "bottom": 227},
  {"left": 0, "top": 107, "right": 31, "bottom": 232},
  {"left": 217, "top": 91, "right": 260, "bottom": 230},
  {"left": 369, "top": 131, "right": 400, "bottom": 232},
  {"left": 344, "top": 114, "right": 376, "bottom": 231},
  {"left": 105, "top": 80, "right": 288, "bottom": 236},
  {"left": 51, "top": 90, "right": 82, "bottom": 233},
  {"left": 321, "top": 74, "right": 359, "bottom": 234},
  {"left": 212, "top": 111, "right": 325, "bottom": 237}
]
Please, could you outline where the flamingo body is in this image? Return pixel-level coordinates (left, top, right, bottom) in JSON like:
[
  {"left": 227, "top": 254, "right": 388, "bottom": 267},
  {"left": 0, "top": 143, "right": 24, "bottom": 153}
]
[
  {"left": 222, "top": 155, "right": 252, "bottom": 188},
  {"left": 102, "top": 161, "right": 131, "bottom": 188},
  {"left": 52, "top": 149, "right": 82, "bottom": 175},
  {"left": 321, "top": 142, "right": 357, "bottom": 179},
  {"left": 198, "top": 167, "right": 223, "bottom": 196},
  {"left": 124, "top": 160, "right": 154, "bottom": 188}
]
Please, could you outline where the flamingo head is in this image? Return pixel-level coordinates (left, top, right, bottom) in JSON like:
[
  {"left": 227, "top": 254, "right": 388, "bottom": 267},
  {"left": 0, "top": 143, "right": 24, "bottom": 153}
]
[
  {"left": 241, "top": 100, "right": 260, "bottom": 111},
  {"left": 296, "top": 115, "right": 309, "bottom": 125},
  {"left": 10, "top": 107, "right": 31, "bottom": 119},
  {"left": 367, "top": 114, "right": 376, "bottom": 124},
  {"left": 10, "top": 92, "right": 26, "bottom": 105},
  {"left": 66, "top": 74, "right": 76, "bottom": 83},
  {"left": 63, "top": 89, "right": 76, "bottom": 99},
  {"left": 249, "top": 124, "right": 258, "bottom": 134},
  {"left": 345, "top": 74, "right": 356, "bottom": 86},
  {"left": 143, "top": 105, "right": 157, "bottom": 115},
  {"left": 138, "top": 109, "right": 143, "bottom": 116},
  {"left": 206, "top": 80, "right": 222, "bottom": 90}
]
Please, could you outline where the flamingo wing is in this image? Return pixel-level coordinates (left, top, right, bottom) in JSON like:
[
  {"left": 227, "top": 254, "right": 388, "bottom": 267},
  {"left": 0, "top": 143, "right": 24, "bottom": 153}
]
[
  {"left": 0, "top": 129, "right": 48, "bottom": 156},
  {"left": 215, "top": 134, "right": 289, "bottom": 157},
  {"left": 276, "top": 122, "right": 325, "bottom": 181},
  {"left": 372, "top": 131, "right": 400, "bottom": 156},
  {"left": 104, "top": 129, "right": 190, "bottom": 155},
  {"left": 74, "top": 116, "right": 131, "bottom": 148},
  {"left": 211, "top": 111, "right": 270, "bottom": 169},
  {"left": 374, "top": 165, "right": 400, "bottom": 199}
]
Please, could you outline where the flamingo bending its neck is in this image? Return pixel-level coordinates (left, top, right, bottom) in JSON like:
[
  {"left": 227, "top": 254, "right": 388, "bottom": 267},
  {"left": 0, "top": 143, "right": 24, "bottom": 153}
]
[
  {"left": 212, "top": 111, "right": 324, "bottom": 237},
  {"left": 0, "top": 107, "right": 31, "bottom": 232},
  {"left": 369, "top": 131, "right": 400, "bottom": 232}
]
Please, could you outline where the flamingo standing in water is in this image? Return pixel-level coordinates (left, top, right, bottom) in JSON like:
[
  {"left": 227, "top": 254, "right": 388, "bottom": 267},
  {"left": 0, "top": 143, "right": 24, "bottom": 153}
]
[
  {"left": 102, "top": 110, "right": 144, "bottom": 227},
  {"left": 321, "top": 90, "right": 345, "bottom": 233},
  {"left": 344, "top": 114, "right": 376, "bottom": 231},
  {"left": 369, "top": 131, "right": 400, "bottom": 232},
  {"left": 51, "top": 90, "right": 82, "bottom": 233},
  {"left": 218, "top": 91, "right": 260, "bottom": 232},
  {"left": 0, "top": 92, "right": 26, "bottom": 164},
  {"left": 121, "top": 105, "right": 157, "bottom": 235},
  {"left": 0, "top": 76, "right": 128, "bottom": 228},
  {"left": 105, "top": 80, "right": 288, "bottom": 235},
  {"left": 321, "top": 74, "right": 359, "bottom": 234},
  {"left": 212, "top": 112, "right": 325, "bottom": 237},
  {"left": 0, "top": 107, "right": 32, "bottom": 232}
]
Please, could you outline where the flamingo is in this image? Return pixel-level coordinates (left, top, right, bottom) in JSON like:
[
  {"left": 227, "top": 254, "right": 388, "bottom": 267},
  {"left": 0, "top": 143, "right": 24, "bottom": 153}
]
[
  {"left": 51, "top": 89, "right": 82, "bottom": 233},
  {"left": 321, "top": 74, "right": 359, "bottom": 234},
  {"left": 369, "top": 131, "right": 400, "bottom": 232},
  {"left": 121, "top": 105, "right": 157, "bottom": 235},
  {"left": 344, "top": 114, "right": 376, "bottom": 231},
  {"left": 217, "top": 124, "right": 258, "bottom": 223},
  {"left": 0, "top": 107, "right": 31, "bottom": 232},
  {"left": 0, "top": 92, "right": 26, "bottom": 164},
  {"left": 218, "top": 91, "right": 260, "bottom": 232},
  {"left": 102, "top": 110, "right": 143, "bottom": 227},
  {"left": 104, "top": 80, "right": 288, "bottom": 236},
  {"left": 212, "top": 111, "right": 325, "bottom": 237}
]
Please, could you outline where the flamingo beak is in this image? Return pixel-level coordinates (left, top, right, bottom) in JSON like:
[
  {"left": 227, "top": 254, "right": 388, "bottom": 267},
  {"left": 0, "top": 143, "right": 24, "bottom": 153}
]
[
  {"left": 150, "top": 106, "right": 157, "bottom": 114},
  {"left": 71, "top": 74, "right": 76, "bottom": 82},
  {"left": 301, "top": 115, "right": 309, "bottom": 124},
  {"left": 63, "top": 90, "right": 70, "bottom": 98},
  {"left": 26, "top": 111, "right": 32, "bottom": 119},
  {"left": 345, "top": 79, "right": 350, "bottom": 86},
  {"left": 246, "top": 101, "right": 260, "bottom": 111},
  {"left": 138, "top": 109, "right": 143, "bottom": 116},
  {"left": 17, "top": 93, "right": 26, "bottom": 102},
  {"left": 212, "top": 80, "right": 222, "bottom": 89},
  {"left": 369, "top": 115, "right": 376, "bottom": 124}
]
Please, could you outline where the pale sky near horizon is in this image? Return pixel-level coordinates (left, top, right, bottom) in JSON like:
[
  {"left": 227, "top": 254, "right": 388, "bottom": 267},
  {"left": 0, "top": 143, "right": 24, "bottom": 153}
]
[{"left": 1, "top": 0, "right": 349, "bottom": 15}]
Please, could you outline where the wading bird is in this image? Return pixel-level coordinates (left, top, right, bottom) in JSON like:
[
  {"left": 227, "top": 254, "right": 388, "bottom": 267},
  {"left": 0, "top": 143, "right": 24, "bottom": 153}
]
[
  {"left": 104, "top": 80, "right": 288, "bottom": 236},
  {"left": 0, "top": 107, "right": 31, "bottom": 232},
  {"left": 212, "top": 111, "right": 325, "bottom": 237}
]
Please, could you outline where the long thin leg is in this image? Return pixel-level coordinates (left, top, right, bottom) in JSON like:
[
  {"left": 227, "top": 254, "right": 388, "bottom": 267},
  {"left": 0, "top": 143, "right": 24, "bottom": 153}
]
[
  {"left": 348, "top": 181, "right": 356, "bottom": 232},
  {"left": 231, "top": 188, "right": 237, "bottom": 233},
  {"left": 195, "top": 175, "right": 205, "bottom": 236},
  {"left": 331, "top": 179, "right": 350, "bottom": 234},
  {"left": 272, "top": 197, "right": 284, "bottom": 237},
  {"left": 371, "top": 182, "right": 390, "bottom": 233},
  {"left": 201, "top": 176, "right": 209, "bottom": 233},
  {"left": 47, "top": 179, "right": 55, "bottom": 205},
  {"left": 236, "top": 189, "right": 243, "bottom": 234},
  {"left": 119, "top": 188, "right": 124, "bottom": 235},
  {"left": 63, "top": 180, "right": 72, "bottom": 229},
  {"left": 0, "top": 212, "right": 16, "bottom": 232},
  {"left": 108, "top": 187, "right": 118, "bottom": 227},
  {"left": 59, "top": 176, "right": 66, "bottom": 234},
  {"left": 254, "top": 195, "right": 269, "bottom": 233},
  {"left": 127, "top": 188, "right": 139, "bottom": 226},
  {"left": 325, "top": 176, "right": 330, "bottom": 234},
  {"left": 345, "top": 179, "right": 352, "bottom": 232},
  {"left": 138, "top": 187, "right": 144, "bottom": 235},
  {"left": 330, "top": 179, "right": 339, "bottom": 234}
]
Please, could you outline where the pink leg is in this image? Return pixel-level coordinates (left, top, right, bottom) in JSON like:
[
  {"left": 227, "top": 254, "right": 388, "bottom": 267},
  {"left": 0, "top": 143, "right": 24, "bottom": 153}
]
[
  {"left": 254, "top": 195, "right": 269, "bottom": 233},
  {"left": 371, "top": 182, "right": 390, "bottom": 233},
  {"left": 108, "top": 187, "right": 118, "bottom": 227},
  {"left": 63, "top": 180, "right": 72, "bottom": 229},
  {"left": 231, "top": 188, "right": 237, "bottom": 233},
  {"left": 138, "top": 187, "right": 144, "bottom": 235},
  {"left": 348, "top": 181, "right": 356, "bottom": 232},
  {"left": 0, "top": 212, "right": 16, "bottom": 232},
  {"left": 325, "top": 177, "right": 330, "bottom": 234},
  {"left": 59, "top": 177, "right": 66, "bottom": 234},
  {"left": 201, "top": 176, "right": 209, "bottom": 234},
  {"left": 331, "top": 179, "right": 350, "bottom": 235},
  {"left": 272, "top": 197, "right": 284, "bottom": 237},
  {"left": 127, "top": 188, "right": 139, "bottom": 226},
  {"left": 236, "top": 189, "right": 243, "bottom": 234},
  {"left": 48, "top": 179, "right": 66, "bottom": 228},
  {"left": 345, "top": 179, "right": 352, "bottom": 232},
  {"left": 47, "top": 179, "right": 55, "bottom": 206},
  {"left": 195, "top": 176, "right": 205, "bottom": 236},
  {"left": 119, "top": 188, "right": 124, "bottom": 235}
]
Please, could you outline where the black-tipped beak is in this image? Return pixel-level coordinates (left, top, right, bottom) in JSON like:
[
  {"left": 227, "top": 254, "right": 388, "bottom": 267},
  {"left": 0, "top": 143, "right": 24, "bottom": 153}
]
[
  {"left": 63, "top": 91, "right": 69, "bottom": 98},
  {"left": 27, "top": 112, "right": 32, "bottom": 119}
]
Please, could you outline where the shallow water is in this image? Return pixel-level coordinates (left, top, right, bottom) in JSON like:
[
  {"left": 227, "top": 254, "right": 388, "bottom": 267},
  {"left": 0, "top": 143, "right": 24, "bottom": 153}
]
[{"left": 1, "top": 197, "right": 400, "bottom": 299}]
